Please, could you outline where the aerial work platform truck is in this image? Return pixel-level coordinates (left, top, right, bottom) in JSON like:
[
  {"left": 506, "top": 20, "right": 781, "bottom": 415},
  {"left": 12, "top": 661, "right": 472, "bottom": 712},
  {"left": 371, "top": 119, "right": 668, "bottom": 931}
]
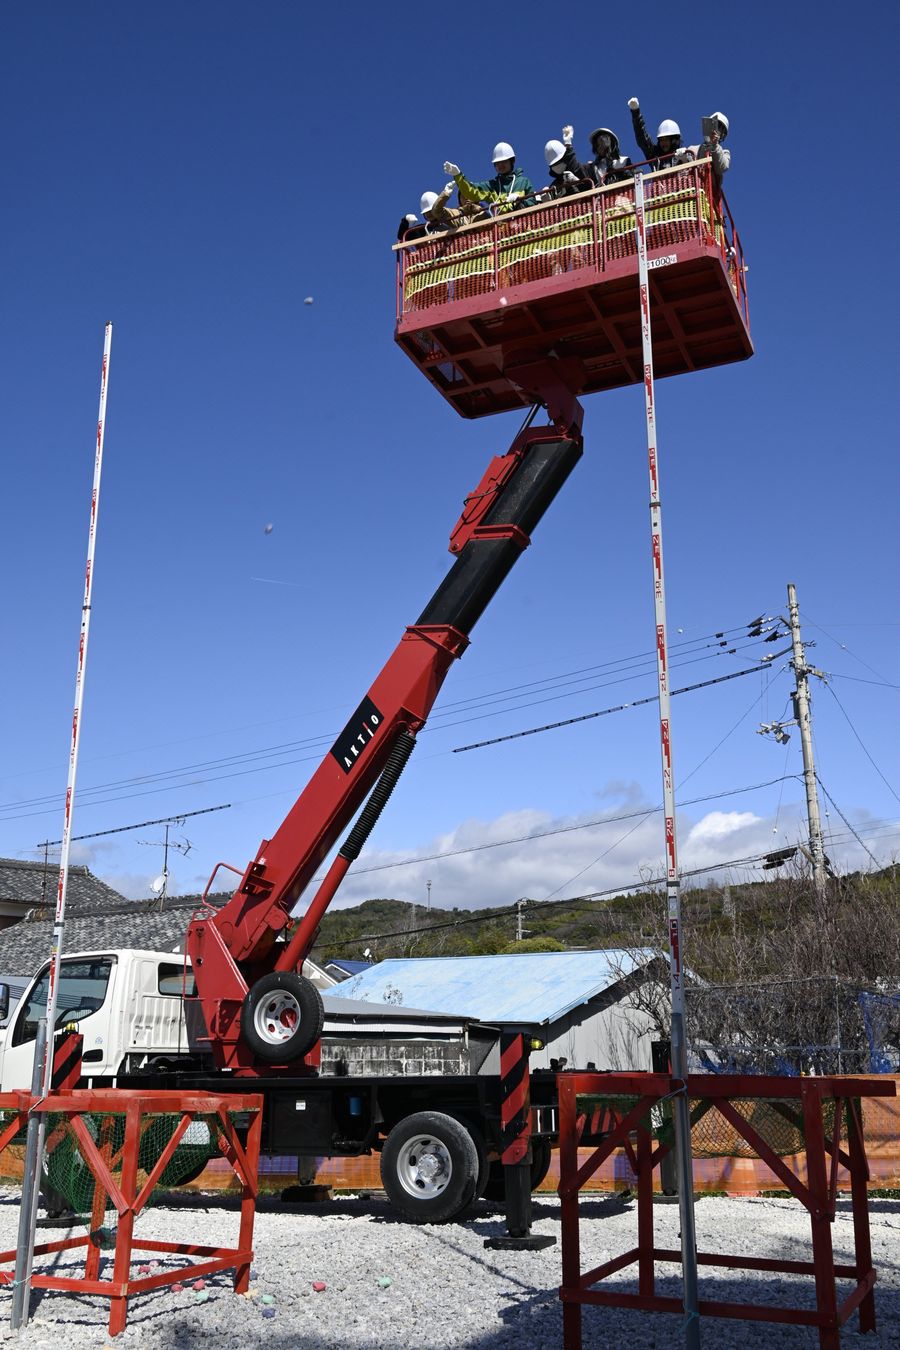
[{"left": 4, "top": 159, "right": 750, "bottom": 1231}]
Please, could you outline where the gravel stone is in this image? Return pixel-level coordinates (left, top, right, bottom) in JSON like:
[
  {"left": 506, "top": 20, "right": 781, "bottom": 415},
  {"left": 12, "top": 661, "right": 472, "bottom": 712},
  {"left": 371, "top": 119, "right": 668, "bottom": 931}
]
[{"left": 0, "top": 1188, "right": 897, "bottom": 1347}]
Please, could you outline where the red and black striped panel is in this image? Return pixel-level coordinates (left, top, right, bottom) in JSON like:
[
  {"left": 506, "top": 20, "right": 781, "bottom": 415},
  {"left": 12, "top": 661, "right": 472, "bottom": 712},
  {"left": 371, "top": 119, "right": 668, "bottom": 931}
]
[
  {"left": 51, "top": 1029, "right": 83, "bottom": 1091},
  {"left": 499, "top": 1031, "right": 531, "bottom": 1165}
]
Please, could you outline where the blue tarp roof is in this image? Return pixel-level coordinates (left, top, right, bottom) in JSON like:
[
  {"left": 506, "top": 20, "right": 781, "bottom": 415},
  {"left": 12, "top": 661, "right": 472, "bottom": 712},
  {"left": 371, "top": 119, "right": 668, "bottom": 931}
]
[{"left": 326, "top": 948, "right": 659, "bottom": 1026}]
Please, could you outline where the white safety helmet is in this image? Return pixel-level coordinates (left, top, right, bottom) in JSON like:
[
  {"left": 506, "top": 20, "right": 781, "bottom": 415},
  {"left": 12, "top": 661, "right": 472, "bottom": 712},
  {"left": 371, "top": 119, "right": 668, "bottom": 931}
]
[
  {"left": 590, "top": 127, "right": 621, "bottom": 158},
  {"left": 420, "top": 190, "right": 439, "bottom": 215},
  {"left": 709, "top": 111, "right": 729, "bottom": 139},
  {"left": 492, "top": 141, "right": 516, "bottom": 164},
  {"left": 657, "top": 119, "right": 681, "bottom": 139},
  {"left": 544, "top": 139, "right": 566, "bottom": 168}
]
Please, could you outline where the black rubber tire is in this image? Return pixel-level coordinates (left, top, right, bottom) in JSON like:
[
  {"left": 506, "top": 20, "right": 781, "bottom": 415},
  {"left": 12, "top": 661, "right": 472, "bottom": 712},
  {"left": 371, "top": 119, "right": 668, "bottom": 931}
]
[
  {"left": 380, "top": 1111, "right": 479, "bottom": 1224},
  {"left": 482, "top": 1137, "right": 553, "bottom": 1202},
  {"left": 454, "top": 1117, "right": 489, "bottom": 1202},
  {"left": 240, "top": 971, "right": 325, "bottom": 1064},
  {"left": 161, "top": 1154, "right": 211, "bottom": 1187}
]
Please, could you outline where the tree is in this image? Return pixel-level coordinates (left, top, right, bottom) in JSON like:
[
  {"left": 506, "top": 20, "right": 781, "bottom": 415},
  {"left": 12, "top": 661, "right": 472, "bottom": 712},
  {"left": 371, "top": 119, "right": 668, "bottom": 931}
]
[{"left": 498, "top": 936, "right": 566, "bottom": 954}]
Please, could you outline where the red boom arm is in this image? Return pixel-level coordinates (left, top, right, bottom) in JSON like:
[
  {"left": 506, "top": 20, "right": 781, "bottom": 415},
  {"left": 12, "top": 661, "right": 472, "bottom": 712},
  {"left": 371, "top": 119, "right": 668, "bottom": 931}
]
[{"left": 187, "top": 360, "right": 584, "bottom": 1070}]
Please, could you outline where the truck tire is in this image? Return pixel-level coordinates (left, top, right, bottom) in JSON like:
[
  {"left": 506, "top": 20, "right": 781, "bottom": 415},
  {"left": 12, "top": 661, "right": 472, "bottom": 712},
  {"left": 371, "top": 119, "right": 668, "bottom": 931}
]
[
  {"left": 482, "top": 1137, "right": 553, "bottom": 1202},
  {"left": 240, "top": 971, "right": 325, "bottom": 1064},
  {"left": 380, "top": 1111, "right": 479, "bottom": 1224}
]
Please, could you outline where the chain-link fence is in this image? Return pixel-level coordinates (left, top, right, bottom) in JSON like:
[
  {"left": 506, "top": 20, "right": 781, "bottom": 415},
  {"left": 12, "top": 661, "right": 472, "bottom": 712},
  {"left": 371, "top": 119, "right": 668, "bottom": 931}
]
[{"left": 686, "top": 978, "right": 900, "bottom": 1076}]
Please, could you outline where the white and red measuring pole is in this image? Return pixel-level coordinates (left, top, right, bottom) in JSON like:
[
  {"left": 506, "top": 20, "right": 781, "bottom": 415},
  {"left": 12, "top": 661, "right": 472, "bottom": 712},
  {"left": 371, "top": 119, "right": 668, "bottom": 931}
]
[
  {"left": 633, "top": 176, "right": 701, "bottom": 1345},
  {"left": 12, "top": 323, "right": 113, "bottom": 1333},
  {"left": 41, "top": 321, "right": 113, "bottom": 1073}
]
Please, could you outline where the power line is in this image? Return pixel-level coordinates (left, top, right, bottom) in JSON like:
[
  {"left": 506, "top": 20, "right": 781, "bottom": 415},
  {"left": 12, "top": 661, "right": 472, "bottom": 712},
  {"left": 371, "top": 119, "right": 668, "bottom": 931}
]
[
  {"left": 316, "top": 843, "right": 809, "bottom": 952},
  {"left": 825, "top": 684, "right": 900, "bottom": 810},
  {"left": 451, "top": 658, "right": 789, "bottom": 754},
  {"left": 0, "top": 627, "right": 784, "bottom": 826},
  {"left": 430, "top": 628, "right": 776, "bottom": 720},
  {"left": 814, "top": 774, "right": 882, "bottom": 870},
  {"left": 345, "top": 775, "right": 796, "bottom": 877},
  {"left": 539, "top": 673, "right": 781, "bottom": 901},
  {"left": 38, "top": 803, "right": 232, "bottom": 848},
  {"left": 430, "top": 637, "right": 782, "bottom": 736},
  {"left": 829, "top": 672, "right": 900, "bottom": 691},
  {"left": 801, "top": 611, "right": 895, "bottom": 687}
]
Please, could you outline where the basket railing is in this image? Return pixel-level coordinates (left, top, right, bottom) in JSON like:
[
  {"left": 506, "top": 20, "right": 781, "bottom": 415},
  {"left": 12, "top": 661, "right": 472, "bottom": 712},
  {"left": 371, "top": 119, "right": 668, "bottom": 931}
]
[{"left": 395, "top": 159, "right": 748, "bottom": 331}]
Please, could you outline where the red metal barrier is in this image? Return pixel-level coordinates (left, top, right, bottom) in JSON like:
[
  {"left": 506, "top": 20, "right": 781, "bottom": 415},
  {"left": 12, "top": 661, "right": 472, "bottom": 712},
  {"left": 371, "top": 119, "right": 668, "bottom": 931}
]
[
  {"left": 557, "top": 1071, "right": 897, "bottom": 1350},
  {"left": 0, "top": 1088, "right": 262, "bottom": 1337}
]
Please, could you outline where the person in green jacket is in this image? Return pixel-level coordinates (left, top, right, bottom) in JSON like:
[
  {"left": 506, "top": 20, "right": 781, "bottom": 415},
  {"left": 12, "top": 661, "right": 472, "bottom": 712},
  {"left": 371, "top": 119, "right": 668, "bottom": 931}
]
[{"left": 443, "top": 142, "right": 536, "bottom": 215}]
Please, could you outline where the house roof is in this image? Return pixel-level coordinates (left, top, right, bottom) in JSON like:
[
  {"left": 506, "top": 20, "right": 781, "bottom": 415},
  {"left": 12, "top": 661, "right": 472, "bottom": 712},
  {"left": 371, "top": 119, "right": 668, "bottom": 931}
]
[
  {"left": 326, "top": 949, "right": 660, "bottom": 1026},
  {"left": 0, "top": 893, "right": 229, "bottom": 978},
  {"left": 324, "top": 958, "right": 373, "bottom": 977},
  {"left": 0, "top": 858, "right": 126, "bottom": 915}
]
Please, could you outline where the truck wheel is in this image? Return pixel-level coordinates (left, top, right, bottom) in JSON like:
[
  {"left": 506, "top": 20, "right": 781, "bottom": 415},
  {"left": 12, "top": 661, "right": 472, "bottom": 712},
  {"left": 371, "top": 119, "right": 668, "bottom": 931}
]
[
  {"left": 241, "top": 971, "right": 324, "bottom": 1064},
  {"left": 380, "top": 1111, "right": 478, "bottom": 1224},
  {"left": 482, "top": 1137, "right": 553, "bottom": 1202}
]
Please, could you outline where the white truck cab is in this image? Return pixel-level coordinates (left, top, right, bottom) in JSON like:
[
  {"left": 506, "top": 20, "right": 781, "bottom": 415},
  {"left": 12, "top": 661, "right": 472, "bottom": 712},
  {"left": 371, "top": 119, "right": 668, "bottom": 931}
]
[{"left": 0, "top": 950, "right": 189, "bottom": 1090}]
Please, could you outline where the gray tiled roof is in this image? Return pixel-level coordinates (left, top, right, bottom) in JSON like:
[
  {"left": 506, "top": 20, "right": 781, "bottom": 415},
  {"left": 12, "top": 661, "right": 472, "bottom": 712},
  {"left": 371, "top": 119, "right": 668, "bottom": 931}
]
[
  {"left": 0, "top": 858, "right": 126, "bottom": 914},
  {"left": 0, "top": 892, "right": 230, "bottom": 979}
]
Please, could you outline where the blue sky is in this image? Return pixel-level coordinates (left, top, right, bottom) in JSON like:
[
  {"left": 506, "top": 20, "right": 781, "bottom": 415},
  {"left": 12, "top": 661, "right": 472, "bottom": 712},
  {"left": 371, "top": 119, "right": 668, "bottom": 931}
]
[{"left": 3, "top": 2, "right": 898, "bottom": 914}]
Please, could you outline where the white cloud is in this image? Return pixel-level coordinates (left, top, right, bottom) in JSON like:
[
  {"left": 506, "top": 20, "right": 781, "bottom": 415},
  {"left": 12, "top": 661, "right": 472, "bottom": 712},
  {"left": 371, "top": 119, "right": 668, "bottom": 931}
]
[
  {"left": 327, "top": 797, "right": 890, "bottom": 911},
  {"left": 685, "top": 811, "right": 760, "bottom": 844},
  {"left": 332, "top": 800, "right": 671, "bottom": 911}
]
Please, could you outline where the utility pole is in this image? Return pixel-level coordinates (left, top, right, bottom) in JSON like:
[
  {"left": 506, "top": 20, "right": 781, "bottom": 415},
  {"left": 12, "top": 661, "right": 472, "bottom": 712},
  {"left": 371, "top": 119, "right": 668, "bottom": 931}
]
[
  {"left": 426, "top": 879, "right": 432, "bottom": 913},
  {"left": 785, "top": 583, "right": 828, "bottom": 898},
  {"left": 515, "top": 899, "right": 529, "bottom": 942}
]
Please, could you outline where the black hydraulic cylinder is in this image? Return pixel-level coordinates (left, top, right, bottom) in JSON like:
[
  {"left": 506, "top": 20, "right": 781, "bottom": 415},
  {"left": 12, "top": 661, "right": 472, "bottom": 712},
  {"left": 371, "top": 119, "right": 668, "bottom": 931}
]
[
  {"left": 417, "top": 434, "right": 582, "bottom": 635},
  {"left": 339, "top": 731, "right": 416, "bottom": 863}
]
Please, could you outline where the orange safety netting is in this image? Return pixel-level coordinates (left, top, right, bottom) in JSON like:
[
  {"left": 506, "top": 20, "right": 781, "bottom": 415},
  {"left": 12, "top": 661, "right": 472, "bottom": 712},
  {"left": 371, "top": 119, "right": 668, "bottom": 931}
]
[{"left": 154, "top": 1076, "right": 900, "bottom": 1197}]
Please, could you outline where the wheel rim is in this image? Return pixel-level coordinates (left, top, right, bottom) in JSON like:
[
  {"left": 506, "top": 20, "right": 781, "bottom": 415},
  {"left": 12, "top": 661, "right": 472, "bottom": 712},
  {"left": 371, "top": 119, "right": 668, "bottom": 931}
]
[
  {"left": 254, "top": 989, "right": 301, "bottom": 1046},
  {"left": 394, "top": 1134, "right": 453, "bottom": 1199}
]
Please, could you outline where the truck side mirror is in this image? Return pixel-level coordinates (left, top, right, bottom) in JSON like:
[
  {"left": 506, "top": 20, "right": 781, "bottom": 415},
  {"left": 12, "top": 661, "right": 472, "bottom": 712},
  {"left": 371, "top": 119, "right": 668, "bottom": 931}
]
[{"left": 0, "top": 985, "right": 9, "bottom": 1022}]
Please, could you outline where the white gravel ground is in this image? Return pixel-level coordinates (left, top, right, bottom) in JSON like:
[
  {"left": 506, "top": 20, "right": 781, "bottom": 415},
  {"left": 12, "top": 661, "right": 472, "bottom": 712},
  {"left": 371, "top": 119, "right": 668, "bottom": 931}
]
[{"left": 0, "top": 1188, "right": 898, "bottom": 1348}]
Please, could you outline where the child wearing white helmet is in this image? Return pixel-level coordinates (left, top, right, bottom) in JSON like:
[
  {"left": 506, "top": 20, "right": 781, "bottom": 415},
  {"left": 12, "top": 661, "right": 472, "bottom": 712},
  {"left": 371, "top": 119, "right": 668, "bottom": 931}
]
[
  {"left": 688, "top": 112, "right": 731, "bottom": 183},
  {"left": 626, "top": 97, "right": 695, "bottom": 171},
  {"left": 443, "top": 141, "right": 536, "bottom": 215},
  {"left": 397, "top": 182, "right": 487, "bottom": 242},
  {"left": 585, "top": 124, "right": 634, "bottom": 186},
  {"left": 541, "top": 127, "right": 594, "bottom": 199}
]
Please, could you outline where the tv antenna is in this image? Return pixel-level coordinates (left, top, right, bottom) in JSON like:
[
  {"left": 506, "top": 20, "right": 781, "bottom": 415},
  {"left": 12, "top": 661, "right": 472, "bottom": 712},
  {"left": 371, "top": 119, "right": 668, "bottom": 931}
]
[{"left": 138, "top": 818, "right": 192, "bottom": 907}]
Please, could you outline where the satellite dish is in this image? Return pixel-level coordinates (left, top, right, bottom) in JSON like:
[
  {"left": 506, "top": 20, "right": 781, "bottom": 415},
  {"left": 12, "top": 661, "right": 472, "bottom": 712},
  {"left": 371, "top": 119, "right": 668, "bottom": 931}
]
[
  {"left": 363, "top": 947, "right": 372, "bottom": 960},
  {"left": 150, "top": 875, "right": 167, "bottom": 896}
]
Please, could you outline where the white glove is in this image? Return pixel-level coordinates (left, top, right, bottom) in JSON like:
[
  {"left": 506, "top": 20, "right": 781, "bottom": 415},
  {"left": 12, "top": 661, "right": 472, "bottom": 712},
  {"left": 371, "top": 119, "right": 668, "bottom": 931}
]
[
  {"left": 443, "top": 161, "right": 460, "bottom": 177},
  {"left": 404, "top": 214, "right": 417, "bottom": 225},
  {"left": 628, "top": 97, "right": 640, "bottom": 111},
  {"left": 563, "top": 171, "right": 578, "bottom": 184},
  {"left": 562, "top": 124, "right": 574, "bottom": 146},
  {"left": 443, "top": 181, "right": 455, "bottom": 195}
]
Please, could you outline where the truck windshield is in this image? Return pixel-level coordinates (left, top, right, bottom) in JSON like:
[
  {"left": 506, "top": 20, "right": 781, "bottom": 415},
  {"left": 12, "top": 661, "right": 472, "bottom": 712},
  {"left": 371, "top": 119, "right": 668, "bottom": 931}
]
[{"left": 11, "top": 959, "right": 114, "bottom": 1047}]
